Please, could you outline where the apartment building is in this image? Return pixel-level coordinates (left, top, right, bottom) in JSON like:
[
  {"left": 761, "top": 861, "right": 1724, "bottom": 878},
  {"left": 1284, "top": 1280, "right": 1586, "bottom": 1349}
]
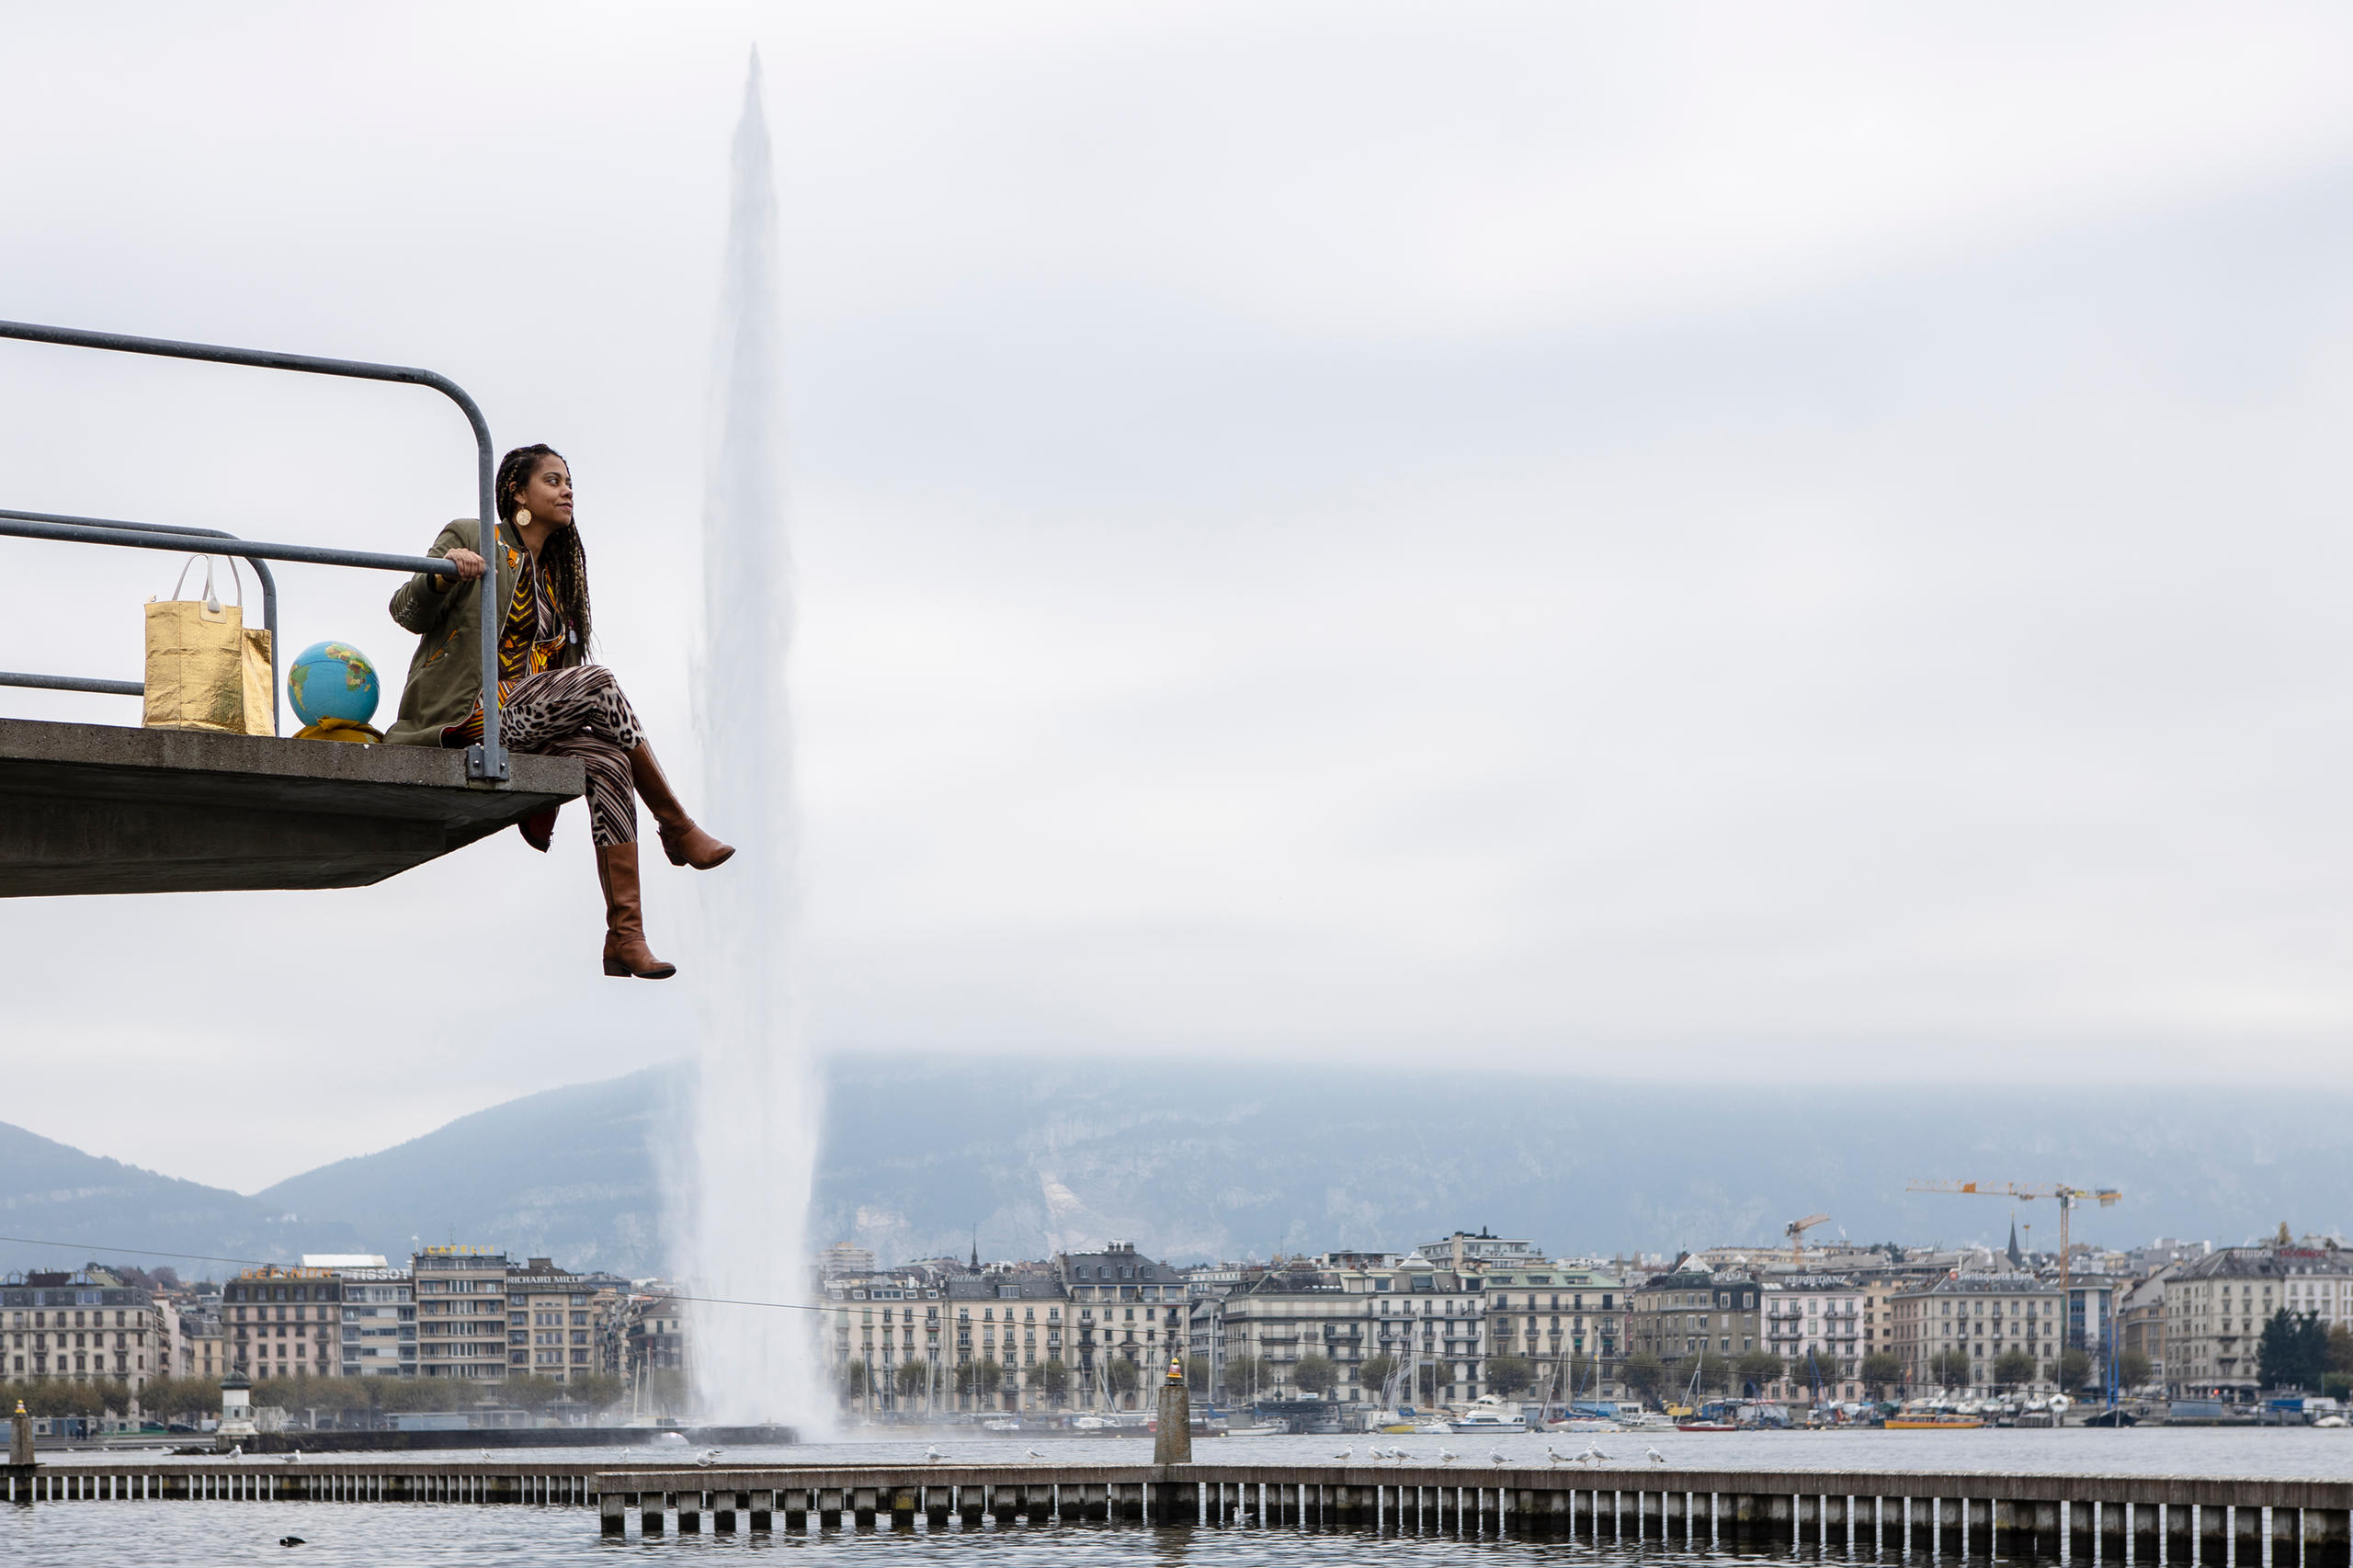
[
  {"left": 1479, "top": 1260, "right": 1624, "bottom": 1403},
  {"left": 224, "top": 1266, "right": 341, "bottom": 1381},
  {"left": 826, "top": 1269, "right": 945, "bottom": 1407},
  {"left": 1761, "top": 1275, "right": 1864, "bottom": 1400},
  {"left": 336, "top": 1267, "right": 415, "bottom": 1378},
  {"left": 411, "top": 1246, "right": 511, "bottom": 1382},
  {"left": 1217, "top": 1253, "right": 1487, "bottom": 1406},
  {"left": 1889, "top": 1272, "right": 2061, "bottom": 1392},
  {"left": 2, "top": 1268, "right": 164, "bottom": 1388},
  {"left": 1059, "top": 1243, "right": 1187, "bottom": 1406},
  {"left": 1629, "top": 1267, "right": 1761, "bottom": 1377},
  {"left": 509, "top": 1258, "right": 599, "bottom": 1382},
  {"left": 945, "top": 1273, "right": 1066, "bottom": 1410},
  {"left": 2165, "top": 1244, "right": 2353, "bottom": 1399}
]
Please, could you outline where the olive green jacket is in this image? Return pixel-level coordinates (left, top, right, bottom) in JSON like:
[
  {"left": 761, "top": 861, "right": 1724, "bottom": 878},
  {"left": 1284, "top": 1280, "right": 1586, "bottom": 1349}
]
[{"left": 383, "top": 517, "right": 563, "bottom": 747}]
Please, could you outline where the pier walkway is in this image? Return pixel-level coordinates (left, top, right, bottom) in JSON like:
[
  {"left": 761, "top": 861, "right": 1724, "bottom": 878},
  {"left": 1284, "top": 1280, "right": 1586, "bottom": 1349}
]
[{"left": 7, "top": 1459, "right": 2353, "bottom": 1559}]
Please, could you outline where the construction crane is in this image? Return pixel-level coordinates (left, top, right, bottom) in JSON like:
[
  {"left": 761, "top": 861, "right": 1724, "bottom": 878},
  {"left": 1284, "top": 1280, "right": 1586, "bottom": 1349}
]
[
  {"left": 1907, "top": 1181, "right": 2122, "bottom": 1325},
  {"left": 1784, "top": 1213, "right": 1832, "bottom": 1261}
]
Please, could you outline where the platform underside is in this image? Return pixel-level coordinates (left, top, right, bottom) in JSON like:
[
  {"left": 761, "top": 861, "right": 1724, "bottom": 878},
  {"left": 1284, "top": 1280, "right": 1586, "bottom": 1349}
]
[{"left": 0, "top": 716, "right": 584, "bottom": 895}]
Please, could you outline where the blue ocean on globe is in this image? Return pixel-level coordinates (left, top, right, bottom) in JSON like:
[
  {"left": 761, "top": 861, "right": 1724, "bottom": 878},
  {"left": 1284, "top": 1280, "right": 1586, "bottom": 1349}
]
[{"left": 287, "top": 640, "right": 381, "bottom": 726}]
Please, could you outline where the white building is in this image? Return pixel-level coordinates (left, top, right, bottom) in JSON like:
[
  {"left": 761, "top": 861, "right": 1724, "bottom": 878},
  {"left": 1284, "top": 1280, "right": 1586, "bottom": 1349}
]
[{"left": 1761, "top": 1275, "right": 1866, "bottom": 1401}]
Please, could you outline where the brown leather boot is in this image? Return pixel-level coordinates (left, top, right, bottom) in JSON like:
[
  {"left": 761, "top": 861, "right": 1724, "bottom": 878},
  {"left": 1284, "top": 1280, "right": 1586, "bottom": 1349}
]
[
  {"left": 629, "top": 741, "right": 734, "bottom": 869},
  {"left": 595, "top": 842, "right": 676, "bottom": 979},
  {"left": 517, "top": 805, "right": 560, "bottom": 852}
]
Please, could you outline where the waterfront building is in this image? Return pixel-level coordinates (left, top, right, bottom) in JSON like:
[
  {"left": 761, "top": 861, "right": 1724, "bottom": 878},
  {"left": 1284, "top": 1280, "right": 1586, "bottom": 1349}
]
[
  {"left": 1889, "top": 1271, "right": 2061, "bottom": 1392},
  {"left": 1057, "top": 1242, "right": 1188, "bottom": 1409},
  {"left": 3, "top": 1268, "right": 163, "bottom": 1389},
  {"left": 509, "top": 1258, "right": 598, "bottom": 1381},
  {"left": 411, "top": 1246, "right": 512, "bottom": 1382},
  {"left": 1760, "top": 1275, "right": 1864, "bottom": 1401},
  {"left": 2116, "top": 1266, "right": 2172, "bottom": 1388},
  {"left": 1216, "top": 1253, "right": 1486, "bottom": 1406},
  {"left": 621, "top": 1290, "right": 689, "bottom": 1383},
  {"left": 225, "top": 1265, "right": 341, "bottom": 1381},
  {"left": 824, "top": 1267, "right": 946, "bottom": 1411},
  {"left": 1479, "top": 1260, "right": 1624, "bottom": 1403},
  {"left": 2165, "top": 1243, "right": 2353, "bottom": 1400},
  {"left": 945, "top": 1271, "right": 1067, "bottom": 1411},
  {"left": 336, "top": 1265, "right": 415, "bottom": 1378},
  {"left": 1629, "top": 1266, "right": 1762, "bottom": 1389}
]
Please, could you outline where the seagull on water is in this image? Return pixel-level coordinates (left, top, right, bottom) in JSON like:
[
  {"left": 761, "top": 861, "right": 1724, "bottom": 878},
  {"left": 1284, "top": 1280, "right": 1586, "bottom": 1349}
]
[
  {"left": 1438, "top": 1448, "right": 1459, "bottom": 1466},
  {"left": 1645, "top": 1446, "right": 1667, "bottom": 1466}
]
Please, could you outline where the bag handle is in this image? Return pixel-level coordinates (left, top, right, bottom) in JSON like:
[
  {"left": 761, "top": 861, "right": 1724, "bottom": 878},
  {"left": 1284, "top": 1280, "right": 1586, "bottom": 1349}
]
[{"left": 165, "top": 554, "right": 247, "bottom": 615}]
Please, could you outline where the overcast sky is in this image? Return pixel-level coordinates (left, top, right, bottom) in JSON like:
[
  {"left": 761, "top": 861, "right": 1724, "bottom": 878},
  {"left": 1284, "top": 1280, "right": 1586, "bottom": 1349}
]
[{"left": 6, "top": 3, "right": 2353, "bottom": 1193}]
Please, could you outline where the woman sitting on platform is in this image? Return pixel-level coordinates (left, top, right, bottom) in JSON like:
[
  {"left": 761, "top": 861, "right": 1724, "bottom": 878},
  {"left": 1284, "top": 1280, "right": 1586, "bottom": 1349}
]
[{"left": 383, "top": 443, "right": 730, "bottom": 978}]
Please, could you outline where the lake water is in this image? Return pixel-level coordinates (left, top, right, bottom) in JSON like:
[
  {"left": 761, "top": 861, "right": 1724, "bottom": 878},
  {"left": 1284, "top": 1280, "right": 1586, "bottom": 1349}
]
[{"left": 7, "top": 1426, "right": 2344, "bottom": 1568}]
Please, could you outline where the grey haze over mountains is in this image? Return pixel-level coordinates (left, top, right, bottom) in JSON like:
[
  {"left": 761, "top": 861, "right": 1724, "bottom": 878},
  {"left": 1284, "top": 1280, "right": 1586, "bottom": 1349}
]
[{"left": 0, "top": 1056, "right": 2336, "bottom": 1280}]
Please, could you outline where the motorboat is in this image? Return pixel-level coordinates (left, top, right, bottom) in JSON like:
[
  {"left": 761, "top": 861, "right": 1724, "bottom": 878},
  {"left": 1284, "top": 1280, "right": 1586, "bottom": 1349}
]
[
  {"left": 1675, "top": 1419, "right": 1738, "bottom": 1432},
  {"left": 1885, "top": 1414, "right": 1984, "bottom": 1430},
  {"left": 1449, "top": 1409, "right": 1529, "bottom": 1434}
]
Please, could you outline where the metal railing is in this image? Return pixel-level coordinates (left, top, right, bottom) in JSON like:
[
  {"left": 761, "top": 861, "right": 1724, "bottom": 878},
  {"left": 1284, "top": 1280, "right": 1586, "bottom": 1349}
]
[
  {"left": 0, "top": 319, "right": 509, "bottom": 782},
  {"left": 0, "top": 508, "right": 287, "bottom": 729}
]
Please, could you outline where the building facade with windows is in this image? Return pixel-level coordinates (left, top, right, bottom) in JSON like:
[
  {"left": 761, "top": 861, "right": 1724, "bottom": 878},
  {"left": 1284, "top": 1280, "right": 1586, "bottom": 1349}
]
[
  {"left": 1889, "top": 1272, "right": 2062, "bottom": 1392},
  {"left": 2, "top": 1270, "right": 162, "bottom": 1389},
  {"left": 509, "top": 1259, "right": 599, "bottom": 1382},
  {"left": 1630, "top": 1267, "right": 1762, "bottom": 1386},
  {"left": 1479, "top": 1262, "right": 1624, "bottom": 1403},
  {"left": 1058, "top": 1243, "right": 1188, "bottom": 1408},
  {"left": 2165, "top": 1245, "right": 2353, "bottom": 1400},
  {"left": 225, "top": 1267, "right": 340, "bottom": 1381},
  {"left": 336, "top": 1267, "right": 415, "bottom": 1378},
  {"left": 411, "top": 1247, "right": 511, "bottom": 1381},
  {"left": 1760, "top": 1275, "right": 1864, "bottom": 1400}
]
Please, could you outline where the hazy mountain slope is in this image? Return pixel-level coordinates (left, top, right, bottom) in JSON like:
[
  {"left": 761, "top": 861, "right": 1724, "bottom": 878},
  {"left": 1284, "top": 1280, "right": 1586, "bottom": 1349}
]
[
  {"left": 0, "top": 1119, "right": 355, "bottom": 1276},
  {"left": 0, "top": 1058, "right": 2336, "bottom": 1280},
  {"left": 250, "top": 1064, "right": 683, "bottom": 1274}
]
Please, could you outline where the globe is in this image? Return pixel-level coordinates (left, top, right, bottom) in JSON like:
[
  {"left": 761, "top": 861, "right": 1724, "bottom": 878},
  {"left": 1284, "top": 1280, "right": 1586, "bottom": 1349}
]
[{"left": 287, "top": 641, "right": 381, "bottom": 727}]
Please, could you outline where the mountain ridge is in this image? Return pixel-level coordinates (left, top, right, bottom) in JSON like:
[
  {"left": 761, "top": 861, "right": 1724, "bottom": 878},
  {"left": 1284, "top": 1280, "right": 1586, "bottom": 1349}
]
[{"left": 0, "top": 1058, "right": 2336, "bottom": 1279}]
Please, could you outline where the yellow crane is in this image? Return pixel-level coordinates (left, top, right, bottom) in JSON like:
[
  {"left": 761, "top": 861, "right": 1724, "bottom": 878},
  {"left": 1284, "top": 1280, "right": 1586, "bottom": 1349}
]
[
  {"left": 1906, "top": 1180, "right": 2121, "bottom": 1316},
  {"left": 1784, "top": 1213, "right": 1832, "bottom": 1261}
]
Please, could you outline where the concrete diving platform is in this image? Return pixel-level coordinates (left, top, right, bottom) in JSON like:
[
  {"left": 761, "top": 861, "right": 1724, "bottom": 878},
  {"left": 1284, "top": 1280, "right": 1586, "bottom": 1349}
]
[{"left": 0, "top": 716, "right": 582, "bottom": 896}]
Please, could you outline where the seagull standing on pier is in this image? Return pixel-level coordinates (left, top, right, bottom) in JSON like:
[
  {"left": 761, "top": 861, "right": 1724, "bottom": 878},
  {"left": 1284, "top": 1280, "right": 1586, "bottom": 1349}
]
[
  {"left": 1546, "top": 1446, "right": 1570, "bottom": 1466},
  {"left": 924, "top": 1447, "right": 946, "bottom": 1464},
  {"left": 1489, "top": 1450, "right": 1509, "bottom": 1468},
  {"left": 1581, "top": 1443, "right": 1610, "bottom": 1464},
  {"left": 1332, "top": 1447, "right": 1351, "bottom": 1461},
  {"left": 1026, "top": 1449, "right": 1048, "bottom": 1460},
  {"left": 1646, "top": 1446, "right": 1666, "bottom": 1466},
  {"left": 1391, "top": 1449, "right": 1414, "bottom": 1464},
  {"left": 1438, "top": 1448, "right": 1459, "bottom": 1465}
]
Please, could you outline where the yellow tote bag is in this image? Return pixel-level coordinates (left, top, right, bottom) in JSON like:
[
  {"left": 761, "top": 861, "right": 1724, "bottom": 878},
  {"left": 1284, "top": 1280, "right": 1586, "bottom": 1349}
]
[{"left": 144, "top": 556, "right": 273, "bottom": 736}]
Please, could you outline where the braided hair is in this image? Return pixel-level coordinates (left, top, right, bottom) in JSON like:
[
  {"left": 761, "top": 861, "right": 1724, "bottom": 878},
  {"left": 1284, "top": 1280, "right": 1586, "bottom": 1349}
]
[{"left": 494, "top": 443, "right": 592, "bottom": 657}]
